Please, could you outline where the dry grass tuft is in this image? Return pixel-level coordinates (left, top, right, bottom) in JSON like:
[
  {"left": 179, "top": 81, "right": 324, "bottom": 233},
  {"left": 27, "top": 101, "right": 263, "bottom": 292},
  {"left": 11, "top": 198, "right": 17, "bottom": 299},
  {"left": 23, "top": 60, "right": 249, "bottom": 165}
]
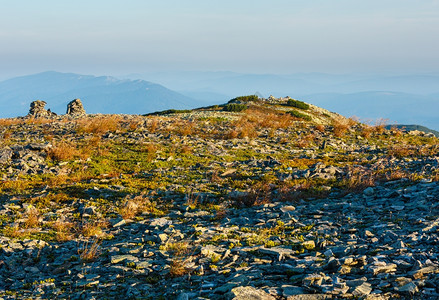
[
  {"left": 278, "top": 180, "right": 331, "bottom": 202},
  {"left": 360, "top": 125, "right": 373, "bottom": 138},
  {"left": 165, "top": 242, "right": 190, "bottom": 256},
  {"left": 3, "top": 130, "right": 12, "bottom": 140},
  {"left": 168, "top": 120, "right": 196, "bottom": 136},
  {"left": 332, "top": 119, "right": 350, "bottom": 137},
  {"left": 340, "top": 166, "right": 375, "bottom": 193},
  {"left": 147, "top": 118, "right": 160, "bottom": 133},
  {"left": 373, "top": 119, "right": 387, "bottom": 134},
  {"left": 180, "top": 145, "right": 192, "bottom": 154},
  {"left": 315, "top": 124, "right": 325, "bottom": 132},
  {"left": 0, "top": 180, "right": 32, "bottom": 193},
  {"left": 388, "top": 145, "right": 416, "bottom": 158},
  {"left": 223, "top": 106, "right": 294, "bottom": 139},
  {"left": 25, "top": 118, "right": 53, "bottom": 125},
  {"left": 47, "top": 141, "right": 87, "bottom": 162},
  {"left": 169, "top": 259, "right": 191, "bottom": 278},
  {"left": 78, "top": 239, "right": 101, "bottom": 262},
  {"left": 3, "top": 225, "right": 28, "bottom": 239},
  {"left": 24, "top": 207, "right": 40, "bottom": 229},
  {"left": 233, "top": 183, "right": 272, "bottom": 207},
  {"left": 295, "top": 134, "right": 316, "bottom": 148},
  {"left": 184, "top": 192, "right": 199, "bottom": 209},
  {"left": 53, "top": 219, "right": 74, "bottom": 242},
  {"left": 141, "top": 142, "right": 159, "bottom": 159},
  {"left": 119, "top": 194, "right": 155, "bottom": 220},
  {"left": 0, "top": 118, "right": 23, "bottom": 126},
  {"left": 81, "top": 221, "right": 108, "bottom": 237},
  {"left": 76, "top": 115, "right": 123, "bottom": 135},
  {"left": 385, "top": 169, "right": 410, "bottom": 181}
]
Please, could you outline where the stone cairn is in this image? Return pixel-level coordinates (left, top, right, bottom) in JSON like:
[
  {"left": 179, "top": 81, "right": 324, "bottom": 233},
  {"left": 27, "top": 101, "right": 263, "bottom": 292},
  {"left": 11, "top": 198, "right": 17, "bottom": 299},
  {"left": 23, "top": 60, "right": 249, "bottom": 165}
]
[
  {"left": 27, "top": 100, "right": 57, "bottom": 118},
  {"left": 66, "top": 98, "right": 86, "bottom": 117},
  {"left": 27, "top": 99, "right": 86, "bottom": 118}
]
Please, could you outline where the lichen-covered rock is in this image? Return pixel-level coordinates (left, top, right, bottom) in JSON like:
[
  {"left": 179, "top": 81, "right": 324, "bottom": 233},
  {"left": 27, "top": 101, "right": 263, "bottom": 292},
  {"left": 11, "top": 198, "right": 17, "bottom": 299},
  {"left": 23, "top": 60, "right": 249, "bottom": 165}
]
[{"left": 66, "top": 98, "right": 86, "bottom": 117}]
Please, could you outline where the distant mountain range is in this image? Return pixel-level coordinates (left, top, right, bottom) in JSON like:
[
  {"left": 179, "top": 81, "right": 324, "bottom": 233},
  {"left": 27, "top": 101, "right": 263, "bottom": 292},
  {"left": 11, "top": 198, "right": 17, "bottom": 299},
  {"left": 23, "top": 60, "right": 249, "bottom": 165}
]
[
  {"left": 300, "top": 91, "right": 439, "bottom": 130},
  {"left": 125, "top": 71, "right": 439, "bottom": 97},
  {"left": 1, "top": 71, "right": 439, "bottom": 131},
  {"left": 0, "top": 71, "right": 206, "bottom": 117}
]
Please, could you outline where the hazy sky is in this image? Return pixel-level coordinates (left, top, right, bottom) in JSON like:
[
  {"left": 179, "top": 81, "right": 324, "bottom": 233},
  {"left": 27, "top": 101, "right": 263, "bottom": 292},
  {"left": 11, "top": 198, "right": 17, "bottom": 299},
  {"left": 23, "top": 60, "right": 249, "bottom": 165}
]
[{"left": 1, "top": 0, "right": 438, "bottom": 78}]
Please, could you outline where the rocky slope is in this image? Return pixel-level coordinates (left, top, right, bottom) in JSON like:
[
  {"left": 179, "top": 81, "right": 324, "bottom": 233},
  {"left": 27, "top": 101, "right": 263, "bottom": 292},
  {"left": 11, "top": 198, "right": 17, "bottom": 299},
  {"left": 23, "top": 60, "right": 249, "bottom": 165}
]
[{"left": 0, "top": 97, "right": 438, "bottom": 299}]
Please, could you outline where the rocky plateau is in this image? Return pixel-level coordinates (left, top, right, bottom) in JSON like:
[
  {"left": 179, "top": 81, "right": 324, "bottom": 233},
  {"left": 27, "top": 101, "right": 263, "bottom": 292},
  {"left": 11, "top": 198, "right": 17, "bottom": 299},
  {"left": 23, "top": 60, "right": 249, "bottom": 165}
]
[{"left": 0, "top": 97, "right": 438, "bottom": 299}]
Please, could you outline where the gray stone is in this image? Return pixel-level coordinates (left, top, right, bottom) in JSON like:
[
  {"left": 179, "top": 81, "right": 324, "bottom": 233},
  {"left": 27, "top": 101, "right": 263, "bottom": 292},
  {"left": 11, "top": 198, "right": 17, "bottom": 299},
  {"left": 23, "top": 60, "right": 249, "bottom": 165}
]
[
  {"left": 303, "top": 273, "right": 329, "bottom": 287},
  {"left": 176, "top": 292, "right": 189, "bottom": 300},
  {"left": 287, "top": 295, "right": 332, "bottom": 300},
  {"left": 111, "top": 255, "right": 138, "bottom": 264},
  {"left": 363, "top": 187, "right": 375, "bottom": 196},
  {"left": 157, "top": 233, "right": 168, "bottom": 243},
  {"left": 259, "top": 247, "right": 295, "bottom": 261},
  {"left": 351, "top": 282, "right": 372, "bottom": 297},
  {"left": 229, "top": 286, "right": 275, "bottom": 300},
  {"left": 150, "top": 217, "right": 172, "bottom": 227},
  {"left": 395, "top": 282, "right": 418, "bottom": 294},
  {"left": 0, "top": 148, "right": 12, "bottom": 164},
  {"left": 282, "top": 285, "right": 306, "bottom": 296},
  {"left": 369, "top": 261, "right": 397, "bottom": 275}
]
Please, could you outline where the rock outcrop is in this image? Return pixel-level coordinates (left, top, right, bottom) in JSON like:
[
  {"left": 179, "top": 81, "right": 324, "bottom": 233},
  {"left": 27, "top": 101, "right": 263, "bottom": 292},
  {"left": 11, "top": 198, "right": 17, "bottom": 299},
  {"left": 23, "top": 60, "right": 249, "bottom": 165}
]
[
  {"left": 27, "top": 100, "right": 56, "bottom": 118},
  {"left": 66, "top": 98, "right": 86, "bottom": 117}
]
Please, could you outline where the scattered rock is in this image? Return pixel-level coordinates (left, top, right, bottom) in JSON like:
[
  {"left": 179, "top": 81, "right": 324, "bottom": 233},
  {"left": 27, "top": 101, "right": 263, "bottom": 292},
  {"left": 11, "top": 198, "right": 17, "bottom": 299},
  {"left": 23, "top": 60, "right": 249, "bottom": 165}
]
[{"left": 0, "top": 101, "right": 438, "bottom": 299}]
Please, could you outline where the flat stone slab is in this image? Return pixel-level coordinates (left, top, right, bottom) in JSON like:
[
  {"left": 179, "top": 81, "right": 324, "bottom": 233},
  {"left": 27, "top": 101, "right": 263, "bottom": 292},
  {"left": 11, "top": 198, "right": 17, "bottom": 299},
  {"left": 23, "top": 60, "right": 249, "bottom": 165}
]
[
  {"left": 110, "top": 255, "right": 139, "bottom": 264},
  {"left": 229, "top": 286, "right": 275, "bottom": 300}
]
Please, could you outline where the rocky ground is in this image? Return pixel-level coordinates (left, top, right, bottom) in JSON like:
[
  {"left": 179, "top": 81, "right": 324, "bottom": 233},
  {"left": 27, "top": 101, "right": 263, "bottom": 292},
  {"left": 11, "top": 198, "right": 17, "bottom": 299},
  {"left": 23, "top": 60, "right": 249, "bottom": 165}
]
[{"left": 0, "top": 98, "right": 438, "bottom": 299}]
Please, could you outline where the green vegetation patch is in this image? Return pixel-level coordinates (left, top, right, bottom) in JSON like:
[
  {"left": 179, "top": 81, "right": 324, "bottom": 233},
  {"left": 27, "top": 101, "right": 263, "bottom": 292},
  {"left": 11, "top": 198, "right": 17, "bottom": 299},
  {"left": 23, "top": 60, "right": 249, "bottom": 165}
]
[
  {"left": 228, "top": 95, "right": 259, "bottom": 103},
  {"left": 223, "top": 103, "right": 248, "bottom": 112},
  {"left": 288, "top": 110, "right": 312, "bottom": 121},
  {"left": 145, "top": 109, "right": 192, "bottom": 116}
]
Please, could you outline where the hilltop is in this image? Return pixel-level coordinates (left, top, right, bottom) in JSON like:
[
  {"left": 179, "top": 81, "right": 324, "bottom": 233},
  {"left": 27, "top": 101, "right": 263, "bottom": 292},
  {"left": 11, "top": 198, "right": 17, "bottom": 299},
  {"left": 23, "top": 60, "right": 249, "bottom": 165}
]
[
  {"left": 127, "top": 71, "right": 439, "bottom": 130},
  {"left": 0, "top": 97, "right": 438, "bottom": 299}
]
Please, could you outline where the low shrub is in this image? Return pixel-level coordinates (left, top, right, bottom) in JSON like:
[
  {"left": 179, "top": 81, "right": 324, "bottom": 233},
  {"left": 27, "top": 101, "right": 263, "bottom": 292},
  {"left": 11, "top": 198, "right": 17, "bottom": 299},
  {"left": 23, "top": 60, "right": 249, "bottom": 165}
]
[
  {"left": 223, "top": 103, "right": 247, "bottom": 112},
  {"left": 145, "top": 109, "right": 192, "bottom": 116},
  {"left": 288, "top": 110, "right": 312, "bottom": 121},
  {"left": 76, "top": 115, "right": 122, "bottom": 134},
  {"left": 332, "top": 120, "right": 350, "bottom": 137},
  {"left": 47, "top": 142, "right": 85, "bottom": 162},
  {"left": 286, "top": 99, "right": 310, "bottom": 110},
  {"left": 228, "top": 95, "right": 259, "bottom": 103}
]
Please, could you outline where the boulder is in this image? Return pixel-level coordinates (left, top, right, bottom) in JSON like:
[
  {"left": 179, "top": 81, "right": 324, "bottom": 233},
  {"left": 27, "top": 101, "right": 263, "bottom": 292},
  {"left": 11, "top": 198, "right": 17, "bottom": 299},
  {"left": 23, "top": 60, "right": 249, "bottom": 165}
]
[{"left": 66, "top": 99, "right": 86, "bottom": 117}]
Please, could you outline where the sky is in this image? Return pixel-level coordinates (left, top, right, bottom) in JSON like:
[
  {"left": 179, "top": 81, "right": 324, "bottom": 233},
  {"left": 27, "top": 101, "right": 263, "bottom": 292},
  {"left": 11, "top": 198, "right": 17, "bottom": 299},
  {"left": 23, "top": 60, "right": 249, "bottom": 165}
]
[{"left": 0, "top": 0, "right": 438, "bottom": 78}]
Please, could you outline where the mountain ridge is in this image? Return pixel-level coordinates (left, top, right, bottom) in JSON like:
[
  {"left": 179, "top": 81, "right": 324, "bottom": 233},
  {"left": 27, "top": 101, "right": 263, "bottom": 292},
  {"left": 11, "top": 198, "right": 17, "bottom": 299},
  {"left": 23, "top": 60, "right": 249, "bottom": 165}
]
[{"left": 0, "top": 71, "right": 204, "bottom": 117}]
